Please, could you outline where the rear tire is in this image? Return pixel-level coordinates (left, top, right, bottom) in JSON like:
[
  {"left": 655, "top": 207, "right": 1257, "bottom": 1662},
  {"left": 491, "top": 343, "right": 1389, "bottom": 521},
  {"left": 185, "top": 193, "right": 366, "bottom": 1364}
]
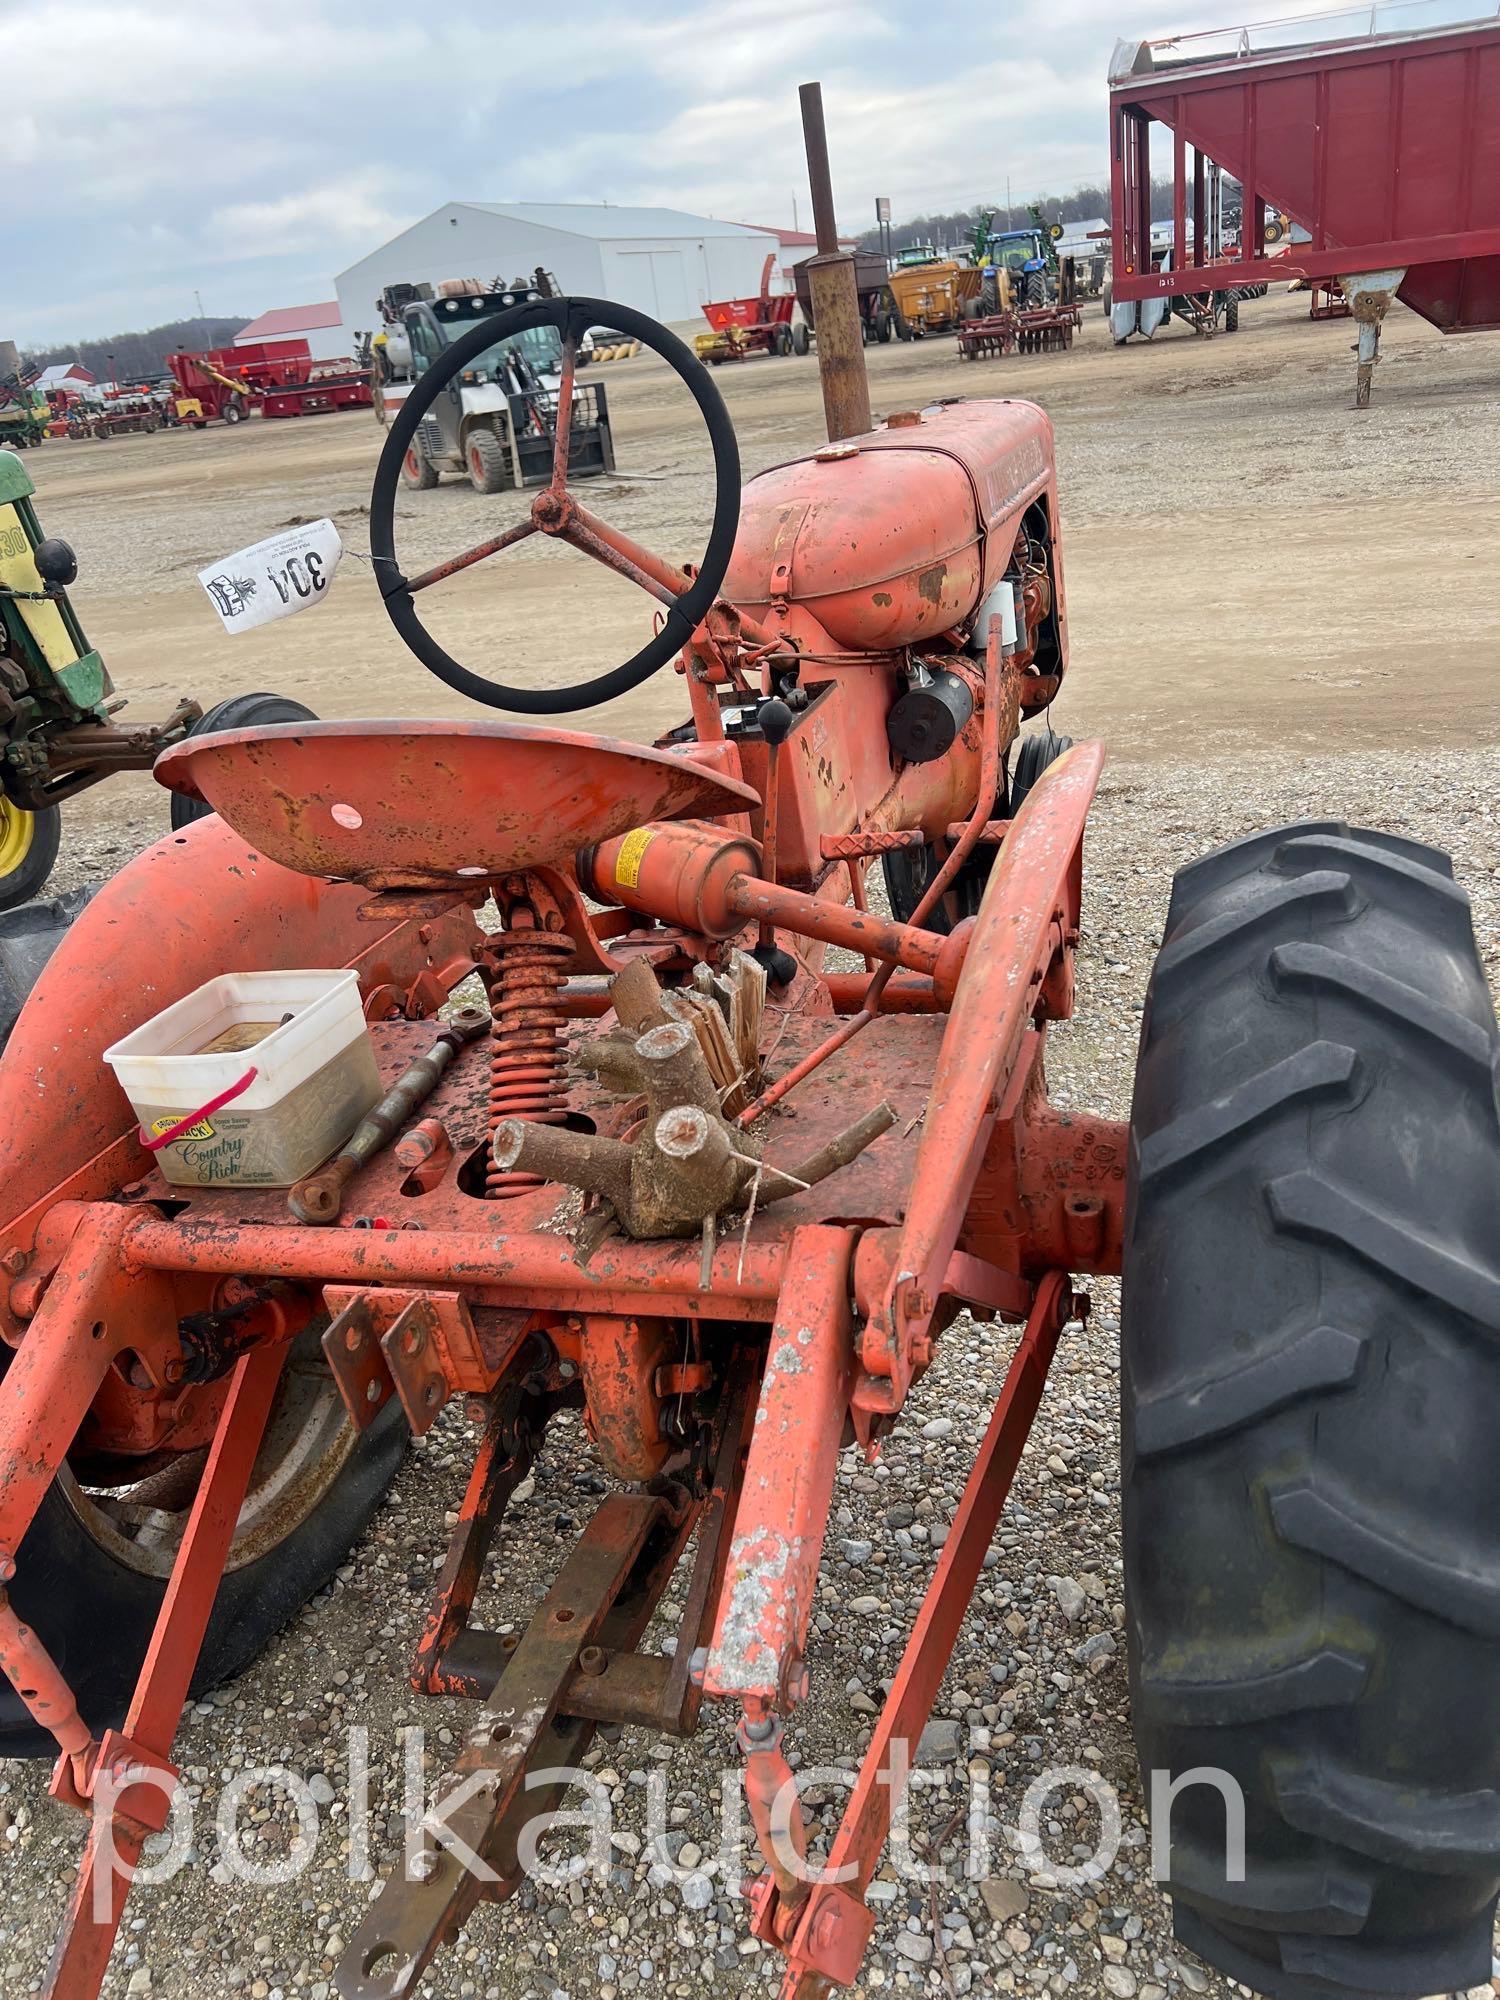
[
  {"left": 0, "top": 883, "right": 95, "bottom": 1051},
  {"left": 1224, "top": 292, "right": 1241, "bottom": 333},
  {"left": 1024, "top": 271, "right": 1046, "bottom": 309},
  {"left": 792, "top": 321, "right": 810, "bottom": 355},
  {"left": 1123, "top": 821, "right": 1500, "bottom": 1999},
  {"left": 402, "top": 440, "right": 438, "bottom": 490},
  {"left": 0, "top": 1357, "right": 406, "bottom": 1756},
  {"left": 169, "top": 693, "right": 318, "bottom": 830}
]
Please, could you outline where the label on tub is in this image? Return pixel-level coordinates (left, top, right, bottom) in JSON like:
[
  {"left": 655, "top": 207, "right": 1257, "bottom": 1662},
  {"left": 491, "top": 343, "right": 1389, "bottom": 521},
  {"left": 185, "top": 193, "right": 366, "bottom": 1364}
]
[
  {"left": 149, "top": 1113, "right": 216, "bottom": 1143},
  {"left": 198, "top": 519, "right": 343, "bottom": 634}
]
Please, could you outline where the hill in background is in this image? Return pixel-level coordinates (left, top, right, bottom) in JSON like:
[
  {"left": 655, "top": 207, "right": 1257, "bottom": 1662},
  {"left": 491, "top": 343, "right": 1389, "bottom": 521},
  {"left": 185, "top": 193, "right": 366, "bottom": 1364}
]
[{"left": 22, "top": 316, "right": 251, "bottom": 383}]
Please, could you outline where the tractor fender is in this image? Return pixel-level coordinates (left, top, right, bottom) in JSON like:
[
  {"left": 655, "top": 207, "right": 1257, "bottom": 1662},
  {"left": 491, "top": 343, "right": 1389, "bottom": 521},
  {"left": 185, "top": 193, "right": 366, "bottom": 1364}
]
[{"left": 0, "top": 812, "right": 481, "bottom": 1277}]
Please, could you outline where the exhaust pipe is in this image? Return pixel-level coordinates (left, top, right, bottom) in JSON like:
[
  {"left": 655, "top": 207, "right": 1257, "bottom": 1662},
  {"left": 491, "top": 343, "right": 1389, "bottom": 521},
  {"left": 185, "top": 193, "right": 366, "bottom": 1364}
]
[{"left": 798, "top": 82, "right": 873, "bottom": 443}]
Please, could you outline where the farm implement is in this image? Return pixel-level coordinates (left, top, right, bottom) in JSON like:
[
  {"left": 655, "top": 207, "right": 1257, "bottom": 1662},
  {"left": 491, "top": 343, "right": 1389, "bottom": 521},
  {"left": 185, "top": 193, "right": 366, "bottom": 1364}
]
[
  {"left": 167, "top": 343, "right": 373, "bottom": 426},
  {"left": 2, "top": 87, "right": 1499, "bottom": 2000},
  {"left": 695, "top": 253, "right": 809, "bottom": 363},
  {"left": 1109, "top": 2, "right": 1500, "bottom": 400},
  {"left": 957, "top": 302, "right": 1083, "bottom": 358}
]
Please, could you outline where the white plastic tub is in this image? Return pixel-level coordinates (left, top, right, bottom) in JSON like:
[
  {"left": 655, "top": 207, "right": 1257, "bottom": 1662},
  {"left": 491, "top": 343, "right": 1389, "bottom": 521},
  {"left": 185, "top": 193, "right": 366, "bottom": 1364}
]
[{"left": 103, "top": 970, "right": 381, "bottom": 1188}]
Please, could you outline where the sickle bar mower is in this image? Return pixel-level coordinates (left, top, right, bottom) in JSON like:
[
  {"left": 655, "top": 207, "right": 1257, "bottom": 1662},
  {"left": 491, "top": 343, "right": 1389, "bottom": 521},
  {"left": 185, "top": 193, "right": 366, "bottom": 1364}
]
[{"left": 3, "top": 97, "right": 1498, "bottom": 2000}]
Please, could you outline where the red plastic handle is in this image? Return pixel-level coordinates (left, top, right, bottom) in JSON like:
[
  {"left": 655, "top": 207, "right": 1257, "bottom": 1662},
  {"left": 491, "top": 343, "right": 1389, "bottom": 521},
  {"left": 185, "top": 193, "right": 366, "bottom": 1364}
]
[{"left": 139, "top": 1066, "right": 258, "bottom": 1150}]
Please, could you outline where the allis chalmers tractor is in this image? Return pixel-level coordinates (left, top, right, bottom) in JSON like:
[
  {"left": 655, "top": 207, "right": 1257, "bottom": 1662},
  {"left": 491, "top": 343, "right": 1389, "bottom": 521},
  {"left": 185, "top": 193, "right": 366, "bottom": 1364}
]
[{"left": 0, "top": 274, "right": 1497, "bottom": 2000}]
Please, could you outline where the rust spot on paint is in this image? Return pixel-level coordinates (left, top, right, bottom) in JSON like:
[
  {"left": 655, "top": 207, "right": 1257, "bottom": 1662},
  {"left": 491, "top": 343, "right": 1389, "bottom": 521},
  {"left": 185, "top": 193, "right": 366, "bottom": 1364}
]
[
  {"left": 871, "top": 591, "right": 893, "bottom": 608},
  {"left": 917, "top": 563, "right": 947, "bottom": 606}
]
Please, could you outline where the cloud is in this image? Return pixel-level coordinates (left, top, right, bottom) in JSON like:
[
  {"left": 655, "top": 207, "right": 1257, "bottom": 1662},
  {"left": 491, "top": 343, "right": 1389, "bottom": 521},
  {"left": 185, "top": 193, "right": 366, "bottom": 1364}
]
[
  {"left": 8, "top": 0, "right": 1263, "bottom": 345},
  {"left": 207, "top": 176, "right": 412, "bottom": 261}
]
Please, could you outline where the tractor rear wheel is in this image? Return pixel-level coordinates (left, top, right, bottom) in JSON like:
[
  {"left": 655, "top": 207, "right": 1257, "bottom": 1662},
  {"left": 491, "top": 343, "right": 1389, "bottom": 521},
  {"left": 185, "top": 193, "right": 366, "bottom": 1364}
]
[
  {"left": 0, "top": 1322, "right": 406, "bottom": 1755},
  {"left": 1224, "top": 291, "right": 1241, "bottom": 333},
  {"left": 0, "top": 798, "right": 62, "bottom": 912},
  {"left": 467, "top": 426, "right": 508, "bottom": 494},
  {"left": 1025, "top": 271, "right": 1046, "bottom": 309},
  {"left": 1123, "top": 821, "right": 1500, "bottom": 1999},
  {"left": 170, "top": 693, "right": 318, "bottom": 831}
]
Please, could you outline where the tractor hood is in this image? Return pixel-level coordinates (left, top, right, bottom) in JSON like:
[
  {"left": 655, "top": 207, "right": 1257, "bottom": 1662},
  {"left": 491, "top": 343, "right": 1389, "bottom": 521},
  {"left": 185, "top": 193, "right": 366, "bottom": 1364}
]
[{"left": 722, "top": 398, "right": 1056, "bottom": 651}]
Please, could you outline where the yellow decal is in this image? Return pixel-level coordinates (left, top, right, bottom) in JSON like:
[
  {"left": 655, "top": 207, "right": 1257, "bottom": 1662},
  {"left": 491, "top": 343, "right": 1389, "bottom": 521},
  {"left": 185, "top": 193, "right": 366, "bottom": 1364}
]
[
  {"left": 614, "top": 826, "right": 656, "bottom": 889},
  {"left": 150, "top": 1114, "right": 216, "bottom": 1144}
]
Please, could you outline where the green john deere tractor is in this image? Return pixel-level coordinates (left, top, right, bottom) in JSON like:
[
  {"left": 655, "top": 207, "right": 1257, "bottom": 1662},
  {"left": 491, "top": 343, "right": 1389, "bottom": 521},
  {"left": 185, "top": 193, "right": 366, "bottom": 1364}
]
[{"left": 0, "top": 447, "right": 311, "bottom": 917}]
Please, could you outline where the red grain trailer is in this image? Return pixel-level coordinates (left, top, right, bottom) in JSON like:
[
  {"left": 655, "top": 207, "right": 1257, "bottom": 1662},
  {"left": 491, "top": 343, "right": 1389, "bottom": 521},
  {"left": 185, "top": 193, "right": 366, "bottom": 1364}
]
[{"left": 1108, "top": 1, "right": 1500, "bottom": 400}]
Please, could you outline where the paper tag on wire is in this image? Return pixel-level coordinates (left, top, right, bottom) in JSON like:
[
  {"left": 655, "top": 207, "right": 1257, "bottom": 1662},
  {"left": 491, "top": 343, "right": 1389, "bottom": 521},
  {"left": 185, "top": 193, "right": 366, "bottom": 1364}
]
[{"left": 198, "top": 519, "right": 343, "bottom": 634}]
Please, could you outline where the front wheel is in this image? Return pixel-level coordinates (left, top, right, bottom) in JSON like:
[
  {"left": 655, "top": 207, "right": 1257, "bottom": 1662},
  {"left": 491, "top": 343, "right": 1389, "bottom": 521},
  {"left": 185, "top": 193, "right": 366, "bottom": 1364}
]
[
  {"left": 1124, "top": 821, "right": 1500, "bottom": 1998},
  {"left": 466, "top": 425, "right": 509, "bottom": 494},
  {"left": 169, "top": 693, "right": 319, "bottom": 830},
  {"left": 0, "top": 798, "right": 62, "bottom": 912}
]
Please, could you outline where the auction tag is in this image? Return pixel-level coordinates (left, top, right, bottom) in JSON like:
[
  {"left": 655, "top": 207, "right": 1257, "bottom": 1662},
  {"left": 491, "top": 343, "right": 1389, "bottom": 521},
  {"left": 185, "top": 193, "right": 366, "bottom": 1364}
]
[{"left": 198, "top": 519, "right": 342, "bottom": 633}]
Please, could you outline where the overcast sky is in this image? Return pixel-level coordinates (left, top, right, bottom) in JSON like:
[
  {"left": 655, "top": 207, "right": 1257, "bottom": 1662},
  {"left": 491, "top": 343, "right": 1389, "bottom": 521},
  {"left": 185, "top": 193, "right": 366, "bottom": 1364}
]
[{"left": 6, "top": 0, "right": 1261, "bottom": 346}]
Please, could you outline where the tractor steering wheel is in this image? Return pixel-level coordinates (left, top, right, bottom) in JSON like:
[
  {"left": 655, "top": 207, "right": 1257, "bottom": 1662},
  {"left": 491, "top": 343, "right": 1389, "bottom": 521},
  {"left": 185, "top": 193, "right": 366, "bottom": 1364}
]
[{"left": 369, "top": 296, "right": 741, "bottom": 714}]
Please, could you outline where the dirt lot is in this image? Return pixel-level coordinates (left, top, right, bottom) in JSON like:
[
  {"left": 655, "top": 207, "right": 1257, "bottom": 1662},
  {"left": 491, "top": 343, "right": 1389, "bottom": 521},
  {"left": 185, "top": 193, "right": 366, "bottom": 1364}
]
[{"left": 3, "top": 291, "right": 1499, "bottom": 2000}]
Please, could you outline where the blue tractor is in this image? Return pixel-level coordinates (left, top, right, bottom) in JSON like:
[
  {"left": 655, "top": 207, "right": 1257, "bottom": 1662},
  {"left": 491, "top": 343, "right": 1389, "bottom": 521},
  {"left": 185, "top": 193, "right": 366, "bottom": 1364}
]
[{"left": 973, "top": 207, "right": 1067, "bottom": 316}]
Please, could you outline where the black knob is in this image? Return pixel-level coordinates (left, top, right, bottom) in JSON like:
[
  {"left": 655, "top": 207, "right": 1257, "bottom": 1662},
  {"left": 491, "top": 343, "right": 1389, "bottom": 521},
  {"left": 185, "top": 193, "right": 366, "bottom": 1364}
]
[
  {"left": 759, "top": 697, "right": 795, "bottom": 746},
  {"left": 33, "top": 538, "right": 77, "bottom": 587}
]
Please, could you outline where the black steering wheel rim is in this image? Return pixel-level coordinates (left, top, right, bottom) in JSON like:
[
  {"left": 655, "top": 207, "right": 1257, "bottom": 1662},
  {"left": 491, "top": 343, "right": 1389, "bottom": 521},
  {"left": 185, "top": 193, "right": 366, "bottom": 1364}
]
[{"left": 369, "top": 295, "right": 741, "bottom": 715}]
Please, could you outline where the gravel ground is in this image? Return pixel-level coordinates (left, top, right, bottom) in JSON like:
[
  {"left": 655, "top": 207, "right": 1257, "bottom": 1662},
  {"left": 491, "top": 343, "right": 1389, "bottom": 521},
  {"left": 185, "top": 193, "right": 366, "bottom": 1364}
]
[{"left": 4, "top": 746, "right": 1497, "bottom": 2000}]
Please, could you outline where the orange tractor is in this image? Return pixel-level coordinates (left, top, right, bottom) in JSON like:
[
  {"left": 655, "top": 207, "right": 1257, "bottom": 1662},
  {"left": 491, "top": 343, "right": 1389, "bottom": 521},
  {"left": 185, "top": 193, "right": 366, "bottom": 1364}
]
[{"left": 0, "top": 259, "right": 1496, "bottom": 2000}]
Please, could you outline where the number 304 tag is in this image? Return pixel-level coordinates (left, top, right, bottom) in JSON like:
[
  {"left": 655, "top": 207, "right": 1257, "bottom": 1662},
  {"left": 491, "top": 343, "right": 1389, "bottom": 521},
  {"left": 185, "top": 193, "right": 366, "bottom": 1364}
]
[{"left": 198, "top": 519, "right": 343, "bottom": 633}]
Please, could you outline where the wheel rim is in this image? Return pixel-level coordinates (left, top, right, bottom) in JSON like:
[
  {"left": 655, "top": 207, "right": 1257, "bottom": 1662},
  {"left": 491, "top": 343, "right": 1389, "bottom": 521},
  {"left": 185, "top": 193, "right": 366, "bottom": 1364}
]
[
  {"left": 0, "top": 798, "right": 35, "bottom": 879},
  {"left": 61, "top": 1327, "right": 357, "bottom": 1579},
  {"left": 469, "top": 444, "right": 485, "bottom": 481},
  {"left": 404, "top": 447, "right": 421, "bottom": 481}
]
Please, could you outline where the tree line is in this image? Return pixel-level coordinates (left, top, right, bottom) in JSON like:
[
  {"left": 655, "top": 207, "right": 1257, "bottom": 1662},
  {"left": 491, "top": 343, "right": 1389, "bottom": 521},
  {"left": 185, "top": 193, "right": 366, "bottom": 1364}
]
[{"left": 22, "top": 316, "right": 251, "bottom": 384}]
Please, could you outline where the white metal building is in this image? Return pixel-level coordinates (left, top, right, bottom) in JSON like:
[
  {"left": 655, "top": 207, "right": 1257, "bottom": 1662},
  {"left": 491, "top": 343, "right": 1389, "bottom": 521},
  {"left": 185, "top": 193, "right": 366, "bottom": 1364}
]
[{"left": 334, "top": 204, "right": 779, "bottom": 344}]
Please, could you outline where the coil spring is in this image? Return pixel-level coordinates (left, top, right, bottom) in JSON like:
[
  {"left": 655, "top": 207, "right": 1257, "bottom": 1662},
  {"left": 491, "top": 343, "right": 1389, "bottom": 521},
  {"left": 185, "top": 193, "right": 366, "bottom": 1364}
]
[{"left": 485, "top": 926, "right": 574, "bottom": 1199}]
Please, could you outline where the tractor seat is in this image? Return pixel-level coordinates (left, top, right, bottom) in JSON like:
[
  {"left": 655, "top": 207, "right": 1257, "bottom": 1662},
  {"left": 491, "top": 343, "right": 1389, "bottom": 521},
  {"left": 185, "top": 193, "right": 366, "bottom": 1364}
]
[{"left": 154, "top": 719, "right": 759, "bottom": 888}]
